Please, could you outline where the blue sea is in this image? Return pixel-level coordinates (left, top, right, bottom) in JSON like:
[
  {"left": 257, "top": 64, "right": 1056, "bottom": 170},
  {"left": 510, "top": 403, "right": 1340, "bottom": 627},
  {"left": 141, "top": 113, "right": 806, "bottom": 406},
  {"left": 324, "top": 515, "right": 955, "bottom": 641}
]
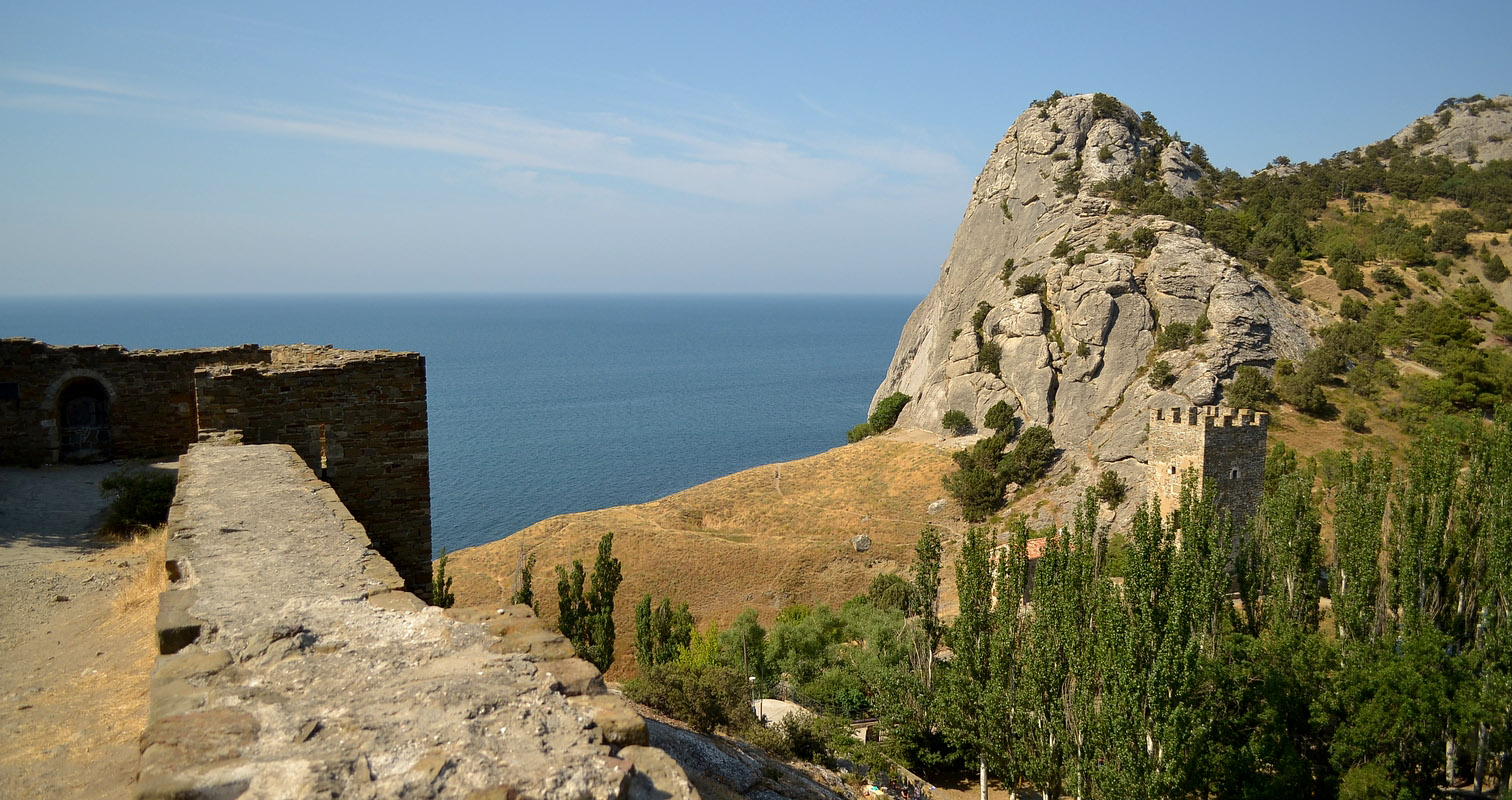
[{"left": 0, "top": 295, "right": 916, "bottom": 554}]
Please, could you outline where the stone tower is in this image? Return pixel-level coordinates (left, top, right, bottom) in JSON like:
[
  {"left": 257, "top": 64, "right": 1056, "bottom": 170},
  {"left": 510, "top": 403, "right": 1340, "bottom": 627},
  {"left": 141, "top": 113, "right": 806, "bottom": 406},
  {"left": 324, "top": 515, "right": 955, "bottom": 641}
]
[{"left": 1146, "top": 406, "right": 1268, "bottom": 526}]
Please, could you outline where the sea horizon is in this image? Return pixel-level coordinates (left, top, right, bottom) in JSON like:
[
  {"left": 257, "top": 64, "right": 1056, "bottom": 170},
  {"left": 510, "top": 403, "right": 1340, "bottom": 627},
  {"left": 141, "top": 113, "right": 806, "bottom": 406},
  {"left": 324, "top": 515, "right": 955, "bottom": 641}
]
[{"left": 1, "top": 293, "right": 918, "bottom": 554}]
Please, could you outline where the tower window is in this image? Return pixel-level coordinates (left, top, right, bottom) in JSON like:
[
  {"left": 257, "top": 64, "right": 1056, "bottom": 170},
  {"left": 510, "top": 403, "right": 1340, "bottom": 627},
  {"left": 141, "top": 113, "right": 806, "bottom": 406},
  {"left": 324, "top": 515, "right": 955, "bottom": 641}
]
[
  {"left": 1168, "top": 466, "right": 1176, "bottom": 475},
  {"left": 1230, "top": 468, "right": 1239, "bottom": 480}
]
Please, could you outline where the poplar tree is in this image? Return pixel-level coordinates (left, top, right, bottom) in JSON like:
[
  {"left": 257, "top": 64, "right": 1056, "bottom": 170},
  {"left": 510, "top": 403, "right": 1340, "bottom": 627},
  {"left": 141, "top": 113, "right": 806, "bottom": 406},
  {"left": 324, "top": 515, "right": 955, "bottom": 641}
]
[
  {"left": 555, "top": 532, "right": 622, "bottom": 671},
  {"left": 935, "top": 524, "right": 1031, "bottom": 800},
  {"left": 1331, "top": 452, "right": 1391, "bottom": 642}
]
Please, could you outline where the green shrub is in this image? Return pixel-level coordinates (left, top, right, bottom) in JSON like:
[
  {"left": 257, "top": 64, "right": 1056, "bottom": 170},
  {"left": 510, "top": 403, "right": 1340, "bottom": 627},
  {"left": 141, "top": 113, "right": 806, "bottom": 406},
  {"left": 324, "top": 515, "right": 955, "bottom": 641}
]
[
  {"left": 1097, "top": 145, "right": 1113, "bottom": 162},
  {"left": 983, "top": 399, "right": 1016, "bottom": 433},
  {"left": 1148, "top": 360, "right": 1175, "bottom": 389},
  {"left": 1089, "top": 92, "right": 1123, "bottom": 121},
  {"left": 1485, "top": 253, "right": 1509, "bottom": 282},
  {"left": 971, "top": 301, "right": 994, "bottom": 339},
  {"left": 1371, "top": 265, "right": 1406, "bottom": 291},
  {"left": 942, "top": 466, "right": 1002, "bottom": 522},
  {"left": 623, "top": 661, "right": 755, "bottom": 735},
  {"left": 977, "top": 340, "right": 1003, "bottom": 376},
  {"left": 1014, "top": 274, "right": 1046, "bottom": 297},
  {"left": 1339, "top": 295, "right": 1368, "bottom": 321},
  {"left": 432, "top": 548, "right": 456, "bottom": 607},
  {"left": 1096, "top": 471, "right": 1127, "bottom": 507},
  {"left": 1051, "top": 151, "right": 1071, "bottom": 162},
  {"left": 1155, "top": 321, "right": 1199, "bottom": 352},
  {"left": 1130, "top": 227, "right": 1157, "bottom": 255},
  {"left": 1333, "top": 260, "right": 1364, "bottom": 291},
  {"left": 999, "top": 258, "right": 1015, "bottom": 287},
  {"left": 941, "top": 409, "right": 972, "bottom": 436},
  {"left": 99, "top": 467, "right": 177, "bottom": 535},
  {"left": 999, "top": 426, "right": 1057, "bottom": 485},
  {"left": 868, "top": 392, "right": 911, "bottom": 432},
  {"left": 847, "top": 423, "right": 874, "bottom": 443},
  {"left": 1051, "top": 237, "right": 1072, "bottom": 258},
  {"left": 1343, "top": 408, "right": 1368, "bottom": 433},
  {"left": 1224, "top": 366, "right": 1275, "bottom": 409},
  {"left": 867, "top": 572, "right": 912, "bottom": 612}
]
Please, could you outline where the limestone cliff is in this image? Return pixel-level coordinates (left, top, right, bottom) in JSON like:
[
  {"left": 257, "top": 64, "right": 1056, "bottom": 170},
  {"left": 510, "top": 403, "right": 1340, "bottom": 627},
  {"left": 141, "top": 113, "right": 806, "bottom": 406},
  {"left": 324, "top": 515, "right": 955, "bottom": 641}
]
[
  {"left": 1390, "top": 94, "right": 1512, "bottom": 163},
  {"left": 870, "top": 93, "right": 1318, "bottom": 510}
]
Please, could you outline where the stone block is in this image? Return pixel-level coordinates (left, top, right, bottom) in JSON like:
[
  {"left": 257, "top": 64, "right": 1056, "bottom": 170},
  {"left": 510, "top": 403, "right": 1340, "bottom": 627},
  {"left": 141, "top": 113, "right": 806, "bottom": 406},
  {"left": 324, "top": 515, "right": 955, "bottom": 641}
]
[
  {"left": 541, "top": 658, "right": 607, "bottom": 697},
  {"left": 489, "top": 626, "right": 576, "bottom": 661},
  {"left": 155, "top": 588, "right": 204, "bottom": 655},
  {"left": 569, "top": 695, "right": 649, "bottom": 749},
  {"left": 619, "top": 745, "right": 699, "bottom": 800}
]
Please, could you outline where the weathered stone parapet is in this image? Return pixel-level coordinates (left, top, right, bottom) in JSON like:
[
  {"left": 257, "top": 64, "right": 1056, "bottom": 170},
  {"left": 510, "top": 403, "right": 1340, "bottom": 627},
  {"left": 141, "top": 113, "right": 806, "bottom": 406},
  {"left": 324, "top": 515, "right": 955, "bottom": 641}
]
[{"left": 141, "top": 443, "right": 695, "bottom": 800}]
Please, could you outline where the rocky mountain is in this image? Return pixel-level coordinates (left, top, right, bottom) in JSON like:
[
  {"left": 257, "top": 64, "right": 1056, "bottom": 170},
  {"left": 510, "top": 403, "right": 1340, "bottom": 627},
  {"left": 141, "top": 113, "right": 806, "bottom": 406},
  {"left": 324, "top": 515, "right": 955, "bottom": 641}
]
[
  {"left": 870, "top": 93, "right": 1319, "bottom": 510},
  {"left": 1390, "top": 93, "right": 1512, "bottom": 163}
]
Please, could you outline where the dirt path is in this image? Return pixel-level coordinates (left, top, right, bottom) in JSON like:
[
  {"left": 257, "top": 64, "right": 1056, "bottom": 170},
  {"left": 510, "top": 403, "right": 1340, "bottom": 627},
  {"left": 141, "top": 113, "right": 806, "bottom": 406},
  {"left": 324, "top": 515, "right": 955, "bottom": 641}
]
[{"left": 0, "top": 464, "right": 169, "bottom": 799}]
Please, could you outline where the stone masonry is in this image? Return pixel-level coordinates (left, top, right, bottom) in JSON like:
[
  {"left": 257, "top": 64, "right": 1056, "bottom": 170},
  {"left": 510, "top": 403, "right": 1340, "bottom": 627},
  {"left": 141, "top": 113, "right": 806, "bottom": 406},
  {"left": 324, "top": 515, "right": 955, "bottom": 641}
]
[
  {"left": 0, "top": 339, "right": 432, "bottom": 595},
  {"left": 1146, "top": 406, "right": 1268, "bottom": 526},
  {"left": 144, "top": 442, "right": 694, "bottom": 800}
]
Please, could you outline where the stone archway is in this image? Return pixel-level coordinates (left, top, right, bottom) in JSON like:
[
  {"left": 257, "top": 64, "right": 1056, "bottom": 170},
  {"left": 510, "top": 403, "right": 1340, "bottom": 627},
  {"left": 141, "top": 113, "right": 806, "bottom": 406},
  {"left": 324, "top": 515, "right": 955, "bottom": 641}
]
[{"left": 57, "top": 377, "right": 112, "bottom": 462}]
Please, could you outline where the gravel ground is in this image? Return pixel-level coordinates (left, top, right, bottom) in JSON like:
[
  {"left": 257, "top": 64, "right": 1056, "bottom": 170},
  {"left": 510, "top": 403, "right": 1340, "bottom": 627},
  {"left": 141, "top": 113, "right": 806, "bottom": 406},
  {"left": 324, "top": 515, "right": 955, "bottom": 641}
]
[{"left": 0, "top": 463, "right": 171, "bottom": 799}]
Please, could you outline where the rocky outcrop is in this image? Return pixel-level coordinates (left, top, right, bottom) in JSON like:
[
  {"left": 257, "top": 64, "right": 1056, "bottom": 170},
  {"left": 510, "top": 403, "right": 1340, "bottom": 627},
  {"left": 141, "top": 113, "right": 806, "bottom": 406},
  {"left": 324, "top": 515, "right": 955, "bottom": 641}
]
[
  {"left": 1390, "top": 94, "right": 1512, "bottom": 164},
  {"left": 870, "top": 93, "right": 1317, "bottom": 516}
]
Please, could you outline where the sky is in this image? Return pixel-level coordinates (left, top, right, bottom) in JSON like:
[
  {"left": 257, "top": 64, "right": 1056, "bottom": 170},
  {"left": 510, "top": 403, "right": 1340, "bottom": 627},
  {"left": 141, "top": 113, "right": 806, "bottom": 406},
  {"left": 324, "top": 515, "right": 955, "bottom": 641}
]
[{"left": 3, "top": 1, "right": 1509, "bottom": 296}]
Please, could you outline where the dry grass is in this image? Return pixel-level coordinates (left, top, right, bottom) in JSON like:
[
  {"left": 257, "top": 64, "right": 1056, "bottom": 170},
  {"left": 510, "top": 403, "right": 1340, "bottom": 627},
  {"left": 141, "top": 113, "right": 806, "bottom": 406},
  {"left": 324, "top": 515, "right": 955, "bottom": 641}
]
[
  {"left": 1, "top": 528, "right": 166, "bottom": 797},
  {"left": 113, "top": 528, "right": 169, "bottom": 616},
  {"left": 446, "top": 435, "right": 958, "bottom": 678}
]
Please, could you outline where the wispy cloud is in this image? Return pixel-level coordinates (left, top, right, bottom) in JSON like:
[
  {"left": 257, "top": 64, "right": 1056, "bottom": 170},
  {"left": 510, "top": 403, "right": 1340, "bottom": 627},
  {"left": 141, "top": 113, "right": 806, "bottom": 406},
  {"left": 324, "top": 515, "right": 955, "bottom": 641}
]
[
  {"left": 1, "top": 67, "right": 967, "bottom": 206},
  {"left": 1, "top": 69, "right": 157, "bottom": 99}
]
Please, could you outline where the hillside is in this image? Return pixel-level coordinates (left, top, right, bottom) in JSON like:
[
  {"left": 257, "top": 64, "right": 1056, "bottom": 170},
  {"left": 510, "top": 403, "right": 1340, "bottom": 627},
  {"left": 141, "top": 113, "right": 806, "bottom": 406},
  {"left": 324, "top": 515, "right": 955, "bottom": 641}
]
[{"left": 446, "top": 434, "right": 959, "bottom": 676}]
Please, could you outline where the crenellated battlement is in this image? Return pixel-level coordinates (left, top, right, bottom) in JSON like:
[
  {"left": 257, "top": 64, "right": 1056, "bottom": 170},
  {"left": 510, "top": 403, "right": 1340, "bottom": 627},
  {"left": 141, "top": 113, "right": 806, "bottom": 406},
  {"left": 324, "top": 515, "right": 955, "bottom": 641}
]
[{"left": 1150, "top": 405, "right": 1268, "bottom": 429}]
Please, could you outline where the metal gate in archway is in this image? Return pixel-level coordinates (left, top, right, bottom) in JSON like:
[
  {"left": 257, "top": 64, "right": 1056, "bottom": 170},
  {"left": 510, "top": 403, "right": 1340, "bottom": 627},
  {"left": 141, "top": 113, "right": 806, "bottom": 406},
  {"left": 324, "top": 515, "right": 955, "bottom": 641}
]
[{"left": 58, "top": 378, "right": 111, "bottom": 462}]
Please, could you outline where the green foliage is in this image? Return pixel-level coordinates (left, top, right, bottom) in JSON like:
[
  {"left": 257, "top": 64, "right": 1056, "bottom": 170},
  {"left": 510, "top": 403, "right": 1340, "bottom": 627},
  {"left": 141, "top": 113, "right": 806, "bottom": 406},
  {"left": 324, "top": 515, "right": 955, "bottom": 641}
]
[
  {"left": 977, "top": 340, "right": 1003, "bottom": 377},
  {"left": 1486, "top": 252, "right": 1509, "bottom": 282},
  {"left": 1097, "top": 144, "right": 1113, "bottom": 162},
  {"left": 999, "top": 425, "right": 1056, "bottom": 485},
  {"left": 1148, "top": 359, "right": 1175, "bottom": 389},
  {"left": 941, "top": 409, "right": 972, "bottom": 436},
  {"left": 624, "top": 661, "right": 755, "bottom": 735},
  {"left": 431, "top": 548, "right": 455, "bottom": 608},
  {"left": 1095, "top": 470, "right": 1127, "bottom": 507},
  {"left": 511, "top": 554, "right": 535, "bottom": 608},
  {"left": 1339, "top": 294, "right": 1368, "bottom": 321},
  {"left": 555, "top": 532, "right": 622, "bottom": 671},
  {"left": 983, "top": 399, "right": 1017, "bottom": 433},
  {"left": 846, "top": 422, "right": 874, "bottom": 443},
  {"left": 1343, "top": 407, "right": 1367, "bottom": 432},
  {"left": 1014, "top": 274, "right": 1045, "bottom": 297},
  {"left": 1155, "top": 320, "right": 1202, "bottom": 352},
  {"left": 1051, "top": 236, "right": 1072, "bottom": 259},
  {"left": 999, "top": 258, "right": 1015, "bottom": 287},
  {"left": 1224, "top": 365, "right": 1275, "bottom": 409},
  {"left": 99, "top": 467, "right": 177, "bottom": 534},
  {"left": 867, "top": 572, "right": 912, "bottom": 613},
  {"left": 717, "top": 609, "right": 769, "bottom": 682},
  {"left": 1334, "top": 259, "right": 1365, "bottom": 290},
  {"left": 635, "top": 593, "right": 694, "bottom": 673},
  {"left": 868, "top": 392, "right": 911, "bottom": 432},
  {"left": 970, "top": 300, "right": 993, "bottom": 342},
  {"left": 1089, "top": 92, "right": 1124, "bottom": 121},
  {"left": 1130, "top": 226, "right": 1158, "bottom": 256}
]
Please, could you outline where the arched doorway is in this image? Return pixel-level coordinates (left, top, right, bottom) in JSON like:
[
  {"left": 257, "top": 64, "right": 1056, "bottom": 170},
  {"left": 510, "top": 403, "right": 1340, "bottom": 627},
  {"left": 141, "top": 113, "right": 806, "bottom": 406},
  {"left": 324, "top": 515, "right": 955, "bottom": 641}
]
[{"left": 58, "top": 378, "right": 111, "bottom": 462}]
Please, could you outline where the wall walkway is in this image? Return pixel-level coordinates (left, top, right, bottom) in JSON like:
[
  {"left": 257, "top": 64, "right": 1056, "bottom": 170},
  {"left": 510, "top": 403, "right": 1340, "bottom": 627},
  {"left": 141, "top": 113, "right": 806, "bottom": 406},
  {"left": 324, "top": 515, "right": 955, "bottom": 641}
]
[{"left": 139, "top": 442, "right": 693, "bottom": 799}]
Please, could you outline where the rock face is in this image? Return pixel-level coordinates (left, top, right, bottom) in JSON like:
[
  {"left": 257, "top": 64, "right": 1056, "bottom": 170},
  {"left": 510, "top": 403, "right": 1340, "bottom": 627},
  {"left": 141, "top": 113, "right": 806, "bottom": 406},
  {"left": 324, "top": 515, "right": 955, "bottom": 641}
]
[
  {"left": 1390, "top": 94, "right": 1512, "bottom": 164},
  {"left": 870, "top": 93, "right": 1317, "bottom": 514}
]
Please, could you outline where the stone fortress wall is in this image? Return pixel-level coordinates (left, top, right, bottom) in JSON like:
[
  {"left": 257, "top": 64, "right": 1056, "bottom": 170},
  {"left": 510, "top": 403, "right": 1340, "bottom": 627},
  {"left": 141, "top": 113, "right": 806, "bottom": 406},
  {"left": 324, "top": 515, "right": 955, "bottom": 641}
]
[
  {"left": 145, "top": 442, "right": 691, "bottom": 799},
  {"left": 0, "top": 338, "right": 431, "bottom": 595},
  {"left": 1145, "top": 405, "right": 1269, "bottom": 526}
]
